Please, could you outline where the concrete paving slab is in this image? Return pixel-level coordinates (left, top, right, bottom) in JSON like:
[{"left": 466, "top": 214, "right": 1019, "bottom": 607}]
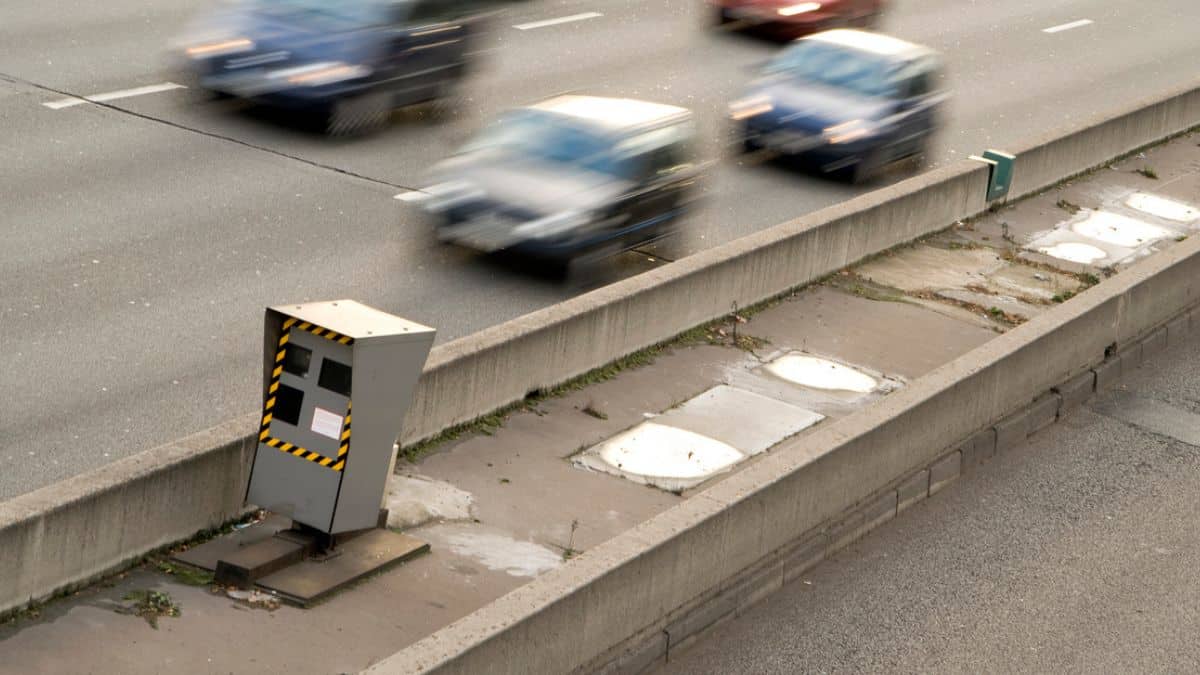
[
  {"left": 936, "top": 288, "right": 1048, "bottom": 320},
  {"left": 984, "top": 264, "right": 1081, "bottom": 302},
  {"left": 653, "top": 385, "right": 825, "bottom": 456},
  {"left": 856, "top": 245, "right": 1007, "bottom": 293},
  {"left": 747, "top": 286, "right": 998, "bottom": 380}
]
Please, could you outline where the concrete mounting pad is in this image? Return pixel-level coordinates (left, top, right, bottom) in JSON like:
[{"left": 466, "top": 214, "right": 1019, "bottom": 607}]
[{"left": 255, "top": 529, "right": 430, "bottom": 607}]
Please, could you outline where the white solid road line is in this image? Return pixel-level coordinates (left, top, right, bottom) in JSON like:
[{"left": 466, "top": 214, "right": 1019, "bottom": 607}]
[
  {"left": 43, "top": 82, "right": 187, "bottom": 110},
  {"left": 1043, "top": 19, "right": 1094, "bottom": 34},
  {"left": 513, "top": 12, "right": 602, "bottom": 30},
  {"left": 394, "top": 191, "right": 427, "bottom": 202}
]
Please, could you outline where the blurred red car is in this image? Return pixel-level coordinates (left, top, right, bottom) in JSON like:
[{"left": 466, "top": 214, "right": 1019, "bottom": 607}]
[{"left": 714, "top": 0, "right": 884, "bottom": 39}]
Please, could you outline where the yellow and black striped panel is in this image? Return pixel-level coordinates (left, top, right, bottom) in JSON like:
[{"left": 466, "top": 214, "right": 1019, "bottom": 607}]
[
  {"left": 258, "top": 317, "right": 353, "bottom": 472},
  {"left": 294, "top": 320, "right": 353, "bottom": 345}
]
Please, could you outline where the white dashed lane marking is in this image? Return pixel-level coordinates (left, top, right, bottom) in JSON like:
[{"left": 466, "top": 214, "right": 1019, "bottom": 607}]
[
  {"left": 1043, "top": 19, "right": 1093, "bottom": 34},
  {"left": 513, "top": 12, "right": 602, "bottom": 30},
  {"left": 43, "top": 82, "right": 187, "bottom": 110}
]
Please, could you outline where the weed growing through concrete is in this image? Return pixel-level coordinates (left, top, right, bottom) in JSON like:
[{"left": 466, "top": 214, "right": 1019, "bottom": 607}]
[
  {"left": 561, "top": 520, "right": 581, "bottom": 561},
  {"left": 115, "top": 590, "right": 180, "bottom": 629},
  {"left": 153, "top": 559, "right": 213, "bottom": 587},
  {"left": 1136, "top": 166, "right": 1159, "bottom": 179}
]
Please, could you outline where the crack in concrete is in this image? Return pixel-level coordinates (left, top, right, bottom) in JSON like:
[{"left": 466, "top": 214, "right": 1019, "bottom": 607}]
[{"left": 3, "top": 71, "right": 422, "bottom": 193}]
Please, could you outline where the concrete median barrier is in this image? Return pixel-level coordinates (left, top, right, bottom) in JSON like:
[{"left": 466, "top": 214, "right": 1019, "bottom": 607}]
[{"left": 2, "top": 79, "right": 1197, "bottom": 621}]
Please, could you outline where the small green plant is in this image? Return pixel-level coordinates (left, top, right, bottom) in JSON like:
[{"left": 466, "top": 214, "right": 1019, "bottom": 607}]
[
  {"left": 1176, "top": 235, "right": 1189, "bottom": 243},
  {"left": 1136, "top": 166, "right": 1159, "bottom": 179},
  {"left": 115, "top": 590, "right": 180, "bottom": 629},
  {"left": 153, "top": 560, "right": 213, "bottom": 587},
  {"left": 561, "top": 520, "right": 581, "bottom": 561},
  {"left": 1051, "top": 291, "right": 1075, "bottom": 303},
  {"left": 1080, "top": 273, "right": 1100, "bottom": 286},
  {"left": 498, "top": 478, "right": 510, "bottom": 484},
  {"left": 987, "top": 307, "right": 1005, "bottom": 318}
]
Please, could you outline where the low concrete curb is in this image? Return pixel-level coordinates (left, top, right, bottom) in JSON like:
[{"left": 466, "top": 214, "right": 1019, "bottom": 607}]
[
  {"left": 366, "top": 232, "right": 1200, "bottom": 675},
  {"left": 0, "top": 414, "right": 256, "bottom": 617},
  {"left": 2, "top": 79, "right": 1198, "bottom": 620}
]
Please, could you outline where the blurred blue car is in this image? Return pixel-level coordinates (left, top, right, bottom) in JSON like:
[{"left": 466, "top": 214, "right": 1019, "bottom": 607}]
[
  {"left": 730, "top": 29, "right": 947, "bottom": 183},
  {"left": 418, "top": 95, "right": 701, "bottom": 270},
  {"left": 175, "top": 0, "right": 494, "bottom": 134}
]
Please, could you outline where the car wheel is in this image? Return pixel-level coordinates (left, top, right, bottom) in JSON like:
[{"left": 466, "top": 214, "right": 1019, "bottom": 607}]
[
  {"left": 848, "top": 150, "right": 882, "bottom": 185},
  {"left": 425, "top": 80, "right": 461, "bottom": 124},
  {"left": 716, "top": 7, "right": 733, "bottom": 24},
  {"left": 326, "top": 91, "right": 392, "bottom": 136}
]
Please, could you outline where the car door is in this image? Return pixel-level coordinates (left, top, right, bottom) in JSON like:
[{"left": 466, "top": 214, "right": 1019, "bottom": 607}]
[
  {"left": 885, "top": 58, "right": 937, "bottom": 158},
  {"left": 392, "top": 0, "right": 465, "bottom": 104},
  {"left": 617, "top": 125, "right": 695, "bottom": 245}
]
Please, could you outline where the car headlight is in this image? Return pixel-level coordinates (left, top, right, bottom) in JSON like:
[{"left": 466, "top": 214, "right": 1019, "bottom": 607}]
[
  {"left": 185, "top": 37, "right": 254, "bottom": 58},
  {"left": 777, "top": 2, "right": 821, "bottom": 16},
  {"left": 270, "top": 62, "right": 372, "bottom": 86},
  {"left": 824, "top": 119, "right": 876, "bottom": 144},
  {"left": 512, "top": 211, "right": 591, "bottom": 239},
  {"left": 729, "top": 95, "right": 773, "bottom": 121}
]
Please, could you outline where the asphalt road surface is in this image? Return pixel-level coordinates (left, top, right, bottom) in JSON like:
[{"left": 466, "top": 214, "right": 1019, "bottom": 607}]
[
  {"left": 659, "top": 330, "right": 1200, "bottom": 674},
  {"left": 3, "top": 0, "right": 1199, "bottom": 498}
]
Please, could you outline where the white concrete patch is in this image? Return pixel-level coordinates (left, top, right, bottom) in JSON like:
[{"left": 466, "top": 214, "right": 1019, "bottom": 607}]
[
  {"left": 1072, "top": 211, "right": 1171, "bottom": 248},
  {"left": 590, "top": 422, "right": 743, "bottom": 484},
  {"left": 1125, "top": 193, "right": 1199, "bottom": 223},
  {"left": 1025, "top": 226, "right": 1135, "bottom": 265},
  {"left": 764, "top": 354, "right": 878, "bottom": 393},
  {"left": 513, "top": 12, "right": 602, "bottom": 30},
  {"left": 43, "top": 82, "right": 186, "bottom": 110},
  {"left": 1042, "top": 19, "right": 1093, "bottom": 34},
  {"left": 655, "top": 385, "right": 824, "bottom": 456},
  {"left": 384, "top": 474, "right": 473, "bottom": 529},
  {"left": 1037, "top": 241, "right": 1109, "bottom": 264},
  {"left": 437, "top": 527, "right": 562, "bottom": 578},
  {"left": 577, "top": 385, "right": 824, "bottom": 491}
]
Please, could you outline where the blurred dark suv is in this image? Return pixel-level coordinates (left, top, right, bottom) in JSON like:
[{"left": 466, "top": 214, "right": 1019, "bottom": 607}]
[
  {"left": 176, "top": 0, "right": 495, "bottom": 134},
  {"left": 418, "top": 95, "right": 701, "bottom": 268},
  {"left": 731, "top": 29, "right": 947, "bottom": 182}
]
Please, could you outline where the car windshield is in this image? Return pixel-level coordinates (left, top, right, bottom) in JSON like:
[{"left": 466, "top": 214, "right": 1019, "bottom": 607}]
[
  {"left": 252, "top": 0, "right": 392, "bottom": 28},
  {"left": 764, "top": 41, "right": 896, "bottom": 98},
  {"left": 461, "top": 111, "right": 628, "bottom": 177}
]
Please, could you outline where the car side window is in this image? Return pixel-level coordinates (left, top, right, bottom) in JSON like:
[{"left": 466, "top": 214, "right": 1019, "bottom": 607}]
[
  {"left": 907, "top": 69, "right": 932, "bottom": 98},
  {"left": 406, "top": 0, "right": 450, "bottom": 23}
]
